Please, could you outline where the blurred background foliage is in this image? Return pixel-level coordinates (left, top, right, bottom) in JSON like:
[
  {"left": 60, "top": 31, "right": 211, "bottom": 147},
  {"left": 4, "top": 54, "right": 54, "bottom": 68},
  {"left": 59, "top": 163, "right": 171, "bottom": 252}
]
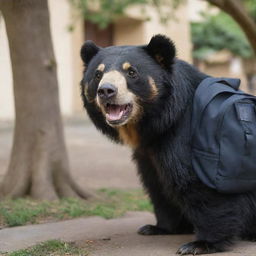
[
  {"left": 69, "top": 0, "right": 186, "bottom": 29},
  {"left": 191, "top": 11, "right": 254, "bottom": 60},
  {"left": 69, "top": 0, "right": 148, "bottom": 29},
  {"left": 247, "top": 0, "right": 256, "bottom": 21}
]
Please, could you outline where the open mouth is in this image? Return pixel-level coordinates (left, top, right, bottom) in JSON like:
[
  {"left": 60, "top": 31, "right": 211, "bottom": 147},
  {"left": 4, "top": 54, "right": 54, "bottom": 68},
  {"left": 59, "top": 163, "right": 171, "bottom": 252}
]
[{"left": 105, "top": 103, "right": 133, "bottom": 125}]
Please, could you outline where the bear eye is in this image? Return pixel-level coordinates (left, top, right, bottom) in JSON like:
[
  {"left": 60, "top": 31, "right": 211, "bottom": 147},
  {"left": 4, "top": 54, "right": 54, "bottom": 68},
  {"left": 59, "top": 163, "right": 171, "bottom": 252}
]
[
  {"left": 95, "top": 70, "right": 103, "bottom": 81},
  {"left": 127, "top": 67, "right": 137, "bottom": 78}
]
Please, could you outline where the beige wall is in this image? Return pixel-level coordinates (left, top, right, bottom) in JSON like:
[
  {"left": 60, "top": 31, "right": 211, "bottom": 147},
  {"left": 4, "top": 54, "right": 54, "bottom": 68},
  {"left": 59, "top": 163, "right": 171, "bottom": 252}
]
[
  {"left": 114, "top": 4, "right": 192, "bottom": 62},
  {"left": 0, "top": 0, "right": 76, "bottom": 120},
  {"left": 198, "top": 58, "right": 248, "bottom": 92},
  {"left": 0, "top": 18, "right": 14, "bottom": 120},
  {"left": 71, "top": 17, "right": 84, "bottom": 114},
  {"left": 188, "top": 0, "right": 218, "bottom": 22},
  {"left": 48, "top": 0, "right": 74, "bottom": 116},
  {"left": 114, "top": 19, "right": 145, "bottom": 46}
]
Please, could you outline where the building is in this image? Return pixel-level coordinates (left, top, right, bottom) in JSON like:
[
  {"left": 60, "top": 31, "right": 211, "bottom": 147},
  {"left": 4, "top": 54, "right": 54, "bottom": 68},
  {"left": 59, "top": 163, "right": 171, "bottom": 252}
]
[{"left": 0, "top": 0, "right": 192, "bottom": 120}]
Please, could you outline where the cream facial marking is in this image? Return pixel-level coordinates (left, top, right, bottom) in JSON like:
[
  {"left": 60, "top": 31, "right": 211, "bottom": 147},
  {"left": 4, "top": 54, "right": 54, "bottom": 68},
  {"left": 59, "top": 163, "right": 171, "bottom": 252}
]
[
  {"left": 98, "top": 70, "right": 134, "bottom": 105},
  {"left": 96, "top": 70, "right": 141, "bottom": 126},
  {"left": 83, "top": 83, "right": 89, "bottom": 97},
  {"left": 83, "top": 82, "right": 95, "bottom": 103},
  {"left": 122, "top": 62, "right": 131, "bottom": 70},
  {"left": 148, "top": 76, "right": 158, "bottom": 100},
  {"left": 97, "top": 63, "right": 105, "bottom": 72}
]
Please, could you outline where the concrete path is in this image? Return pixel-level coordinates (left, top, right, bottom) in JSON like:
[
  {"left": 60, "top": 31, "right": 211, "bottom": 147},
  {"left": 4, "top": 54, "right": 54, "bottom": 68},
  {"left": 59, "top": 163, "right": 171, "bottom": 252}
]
[
  {"left": 0, "top": 211, "right": 256, "bottom": 255},
  {"left": 0, "top": 211, "right": 154, "bottom": 253},
  {"left": 89, "top": 234, "right": 256, "bottom": 256}
]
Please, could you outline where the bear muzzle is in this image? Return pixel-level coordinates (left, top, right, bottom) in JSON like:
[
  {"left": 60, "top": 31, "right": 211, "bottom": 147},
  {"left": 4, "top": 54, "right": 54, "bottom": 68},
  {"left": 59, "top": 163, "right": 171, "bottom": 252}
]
[{"left": 96, "top": 70, "right": 139, "bottom": 126}]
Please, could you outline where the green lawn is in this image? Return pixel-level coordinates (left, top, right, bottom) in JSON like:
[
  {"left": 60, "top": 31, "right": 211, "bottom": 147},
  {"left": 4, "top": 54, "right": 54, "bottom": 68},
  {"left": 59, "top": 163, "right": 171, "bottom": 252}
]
[
  {"left": 2, "top": 240, "right": 89, "bottom": 256},
  {"left": 0, "top": 188, "right": 152, "bottom": 228}
]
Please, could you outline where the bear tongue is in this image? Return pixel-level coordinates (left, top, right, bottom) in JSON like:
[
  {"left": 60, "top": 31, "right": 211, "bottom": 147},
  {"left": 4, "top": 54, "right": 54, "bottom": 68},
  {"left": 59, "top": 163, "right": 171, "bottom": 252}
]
[{"left": 106, "top": 105, "right": 124, "bottom": 121}]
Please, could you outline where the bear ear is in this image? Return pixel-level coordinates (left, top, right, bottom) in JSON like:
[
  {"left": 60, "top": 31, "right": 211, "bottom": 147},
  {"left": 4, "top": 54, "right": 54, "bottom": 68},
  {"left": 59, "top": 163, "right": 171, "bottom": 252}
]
[
  {"left": 143, "top": 34, "right": 176, "bottom": 69},
  {"left": 80, "top": 40, "right": 100, "bottom": 66}
]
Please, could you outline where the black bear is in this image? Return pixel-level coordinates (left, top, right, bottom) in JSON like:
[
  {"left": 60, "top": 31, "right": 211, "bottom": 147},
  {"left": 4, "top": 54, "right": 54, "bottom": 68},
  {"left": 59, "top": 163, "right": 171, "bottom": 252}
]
[{"left": 80, "top": 35, "right": 256, "bottom": 255}]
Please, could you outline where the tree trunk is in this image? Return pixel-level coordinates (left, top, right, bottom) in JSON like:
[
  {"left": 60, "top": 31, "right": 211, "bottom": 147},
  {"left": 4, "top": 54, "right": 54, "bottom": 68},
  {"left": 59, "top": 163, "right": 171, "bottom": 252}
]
[
  {"left": 206, "top": 0, "right": 256, "bottom": 55},
  {"left": 0, "top": 0, "right": 90, "bottom": 200}
]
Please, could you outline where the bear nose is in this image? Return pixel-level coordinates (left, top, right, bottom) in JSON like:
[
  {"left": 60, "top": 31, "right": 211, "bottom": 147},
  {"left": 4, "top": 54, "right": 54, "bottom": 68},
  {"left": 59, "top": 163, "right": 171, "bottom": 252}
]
[{"left": 97, "top": 83, "right": 117, "bottom": 99}]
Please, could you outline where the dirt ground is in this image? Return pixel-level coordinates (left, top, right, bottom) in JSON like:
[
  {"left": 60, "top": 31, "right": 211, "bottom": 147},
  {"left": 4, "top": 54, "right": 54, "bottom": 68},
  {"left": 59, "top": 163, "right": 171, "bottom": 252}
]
[{"left": 0, "top": 116, "right": 140, "bottom": 190}]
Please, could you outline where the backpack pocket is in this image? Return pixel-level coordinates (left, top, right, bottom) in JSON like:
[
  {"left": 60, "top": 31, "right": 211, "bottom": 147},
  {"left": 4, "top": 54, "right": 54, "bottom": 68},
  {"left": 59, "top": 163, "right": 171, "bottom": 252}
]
[
  {"left": 192, "top": 148, "right": 219, "bottom": 190},
  {"left": 216, "top": 101, "right": 256, "bottom": 193}
]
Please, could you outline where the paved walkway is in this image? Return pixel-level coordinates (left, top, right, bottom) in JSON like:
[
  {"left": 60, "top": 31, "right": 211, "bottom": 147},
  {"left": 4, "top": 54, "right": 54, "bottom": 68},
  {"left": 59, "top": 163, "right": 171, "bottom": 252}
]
[
  {"left": 0, "top": 211, "right": 256, "bottom": 255},
  {"left": 0, "top": 211, "right": 154, "bottom": 253}
]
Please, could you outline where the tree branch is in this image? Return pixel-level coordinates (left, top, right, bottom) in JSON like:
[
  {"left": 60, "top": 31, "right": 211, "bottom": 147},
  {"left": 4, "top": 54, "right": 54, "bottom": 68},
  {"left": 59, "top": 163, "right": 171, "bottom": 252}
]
[{"left": 206, "top": 0, "right": 256, "bottom": 55}]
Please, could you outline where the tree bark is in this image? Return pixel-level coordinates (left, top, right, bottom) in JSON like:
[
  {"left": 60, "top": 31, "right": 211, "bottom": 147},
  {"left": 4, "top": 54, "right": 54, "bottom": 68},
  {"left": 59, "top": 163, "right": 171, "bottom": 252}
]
[
  {"left": 0, "top": 0, "right": 90, "bottom": 200},
  {"left": 206, "top": 0, "right": 256, "bottom": 55}
]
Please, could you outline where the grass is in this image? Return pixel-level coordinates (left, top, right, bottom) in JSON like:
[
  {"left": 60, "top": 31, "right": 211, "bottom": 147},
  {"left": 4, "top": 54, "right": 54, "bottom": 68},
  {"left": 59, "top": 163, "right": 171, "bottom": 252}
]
[
  {"left": 2, "top": 240, "right": 89, "bottom": 256},
  {"left": 0, "top": 188, "right": 152, "bottom": 228}
]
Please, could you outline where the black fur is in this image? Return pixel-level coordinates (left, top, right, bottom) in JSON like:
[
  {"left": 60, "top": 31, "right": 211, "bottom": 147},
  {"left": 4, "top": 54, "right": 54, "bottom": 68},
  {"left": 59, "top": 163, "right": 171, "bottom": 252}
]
[
  {"left": 80, "top": 34, "right": 256, "bottom": 255},
  {"left": 143, "top": 34, "right": 176, "bottom": 69},
  {"left": 80, "top": 40, "right": 100, "bottom": 66}
]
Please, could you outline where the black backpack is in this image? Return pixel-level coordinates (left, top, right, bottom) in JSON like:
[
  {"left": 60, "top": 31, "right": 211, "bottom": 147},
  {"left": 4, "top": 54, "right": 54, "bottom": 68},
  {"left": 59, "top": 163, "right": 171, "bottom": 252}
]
[{"left": 191, "top": 77, "right": 256, "bottom": 194}]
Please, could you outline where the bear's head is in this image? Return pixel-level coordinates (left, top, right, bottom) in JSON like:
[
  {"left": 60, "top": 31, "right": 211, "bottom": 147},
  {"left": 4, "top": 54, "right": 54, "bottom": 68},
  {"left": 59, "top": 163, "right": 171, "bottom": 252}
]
[{"left": 80, "top": 35, "right": 176, "bottom": 129}]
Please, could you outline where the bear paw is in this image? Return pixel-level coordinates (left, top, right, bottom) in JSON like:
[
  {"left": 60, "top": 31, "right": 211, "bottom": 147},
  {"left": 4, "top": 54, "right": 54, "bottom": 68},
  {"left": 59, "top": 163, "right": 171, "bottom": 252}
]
[
  {"left": 137, "top": 224, "right": 171, "bottom": 235},
  {"left": 176, "top": 241, "right": 222, "bottom": 255}
]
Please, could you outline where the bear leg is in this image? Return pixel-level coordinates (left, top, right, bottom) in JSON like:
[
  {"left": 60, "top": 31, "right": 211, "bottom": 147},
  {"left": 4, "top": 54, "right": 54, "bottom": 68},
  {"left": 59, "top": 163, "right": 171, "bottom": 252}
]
[
  {"left": 138, "top": 215, "right": 194, "bottom": 235},
  {"left": 134, "top": 151, "right": 193, "bottom": 235},
  {"left": 179, "top": 192, "right": 244, "bottom": 254}
]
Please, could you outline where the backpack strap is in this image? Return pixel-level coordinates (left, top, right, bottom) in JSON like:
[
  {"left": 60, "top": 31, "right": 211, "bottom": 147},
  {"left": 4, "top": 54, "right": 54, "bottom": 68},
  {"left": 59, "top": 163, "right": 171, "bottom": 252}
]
[
  {"left": 191, "top": 77, "right": 241, "bottom": 137},
  {"left": 235, "top": 99, "right": 256, "bottom": 155}
]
